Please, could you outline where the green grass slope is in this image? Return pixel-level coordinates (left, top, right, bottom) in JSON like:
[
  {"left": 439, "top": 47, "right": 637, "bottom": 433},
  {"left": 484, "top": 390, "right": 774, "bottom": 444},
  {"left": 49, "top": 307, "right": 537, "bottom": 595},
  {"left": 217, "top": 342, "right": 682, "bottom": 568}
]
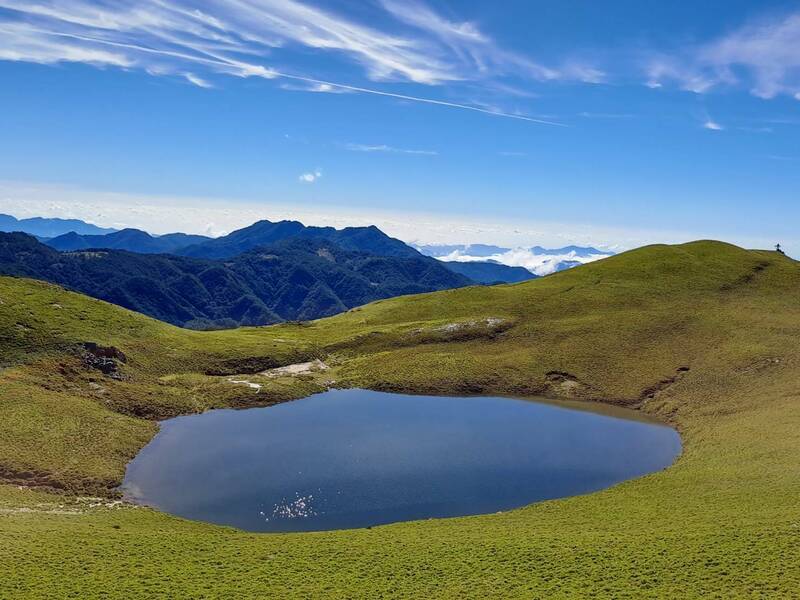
[{"left": 1, "top": 240, "right": 799, "bottom": 598}]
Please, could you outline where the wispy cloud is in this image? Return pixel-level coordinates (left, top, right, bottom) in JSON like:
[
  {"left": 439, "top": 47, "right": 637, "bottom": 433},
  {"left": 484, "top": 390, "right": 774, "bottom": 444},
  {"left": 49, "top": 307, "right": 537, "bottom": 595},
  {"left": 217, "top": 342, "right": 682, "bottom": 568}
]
[
  {"left": 268, "top": 73, "right": 567, "bottom": 124},
  {"left": 344, "top": 143, "right": 438, "bottom": 156},
  {"left": 737, "top": 125, "right": 773, "bottom": 133},
  {"left": 298, "top": 169, "right": 322, "bottom": 183},
  {"left": 380, "top": 0, "right": 604, "bottom": 85},
  {"left": 280, "top": 81, "right": 352, "bottom": 94},
  {"left": 184, "top": 72, "right": 212, "bottom": 89},
  {"left": 0, "top": 0, "right": 592, "bottom": 124},
  {"left": 578, "top": 111, "right": 635, "bottom": 119},
  {"left": 379, "top": 0, "right": 551, "bottom": 81},
  {"left": 0, "top": 19, "right": 134, "bottom": 66},
  {"left": 703, "top": 120, "right": 724, "bottom": 131},
  {"left": 646, "top": 10, "right": 800, "bottom": 99},
  {"left": 762, "top": 116, "right": 800, "bottom": 126}
]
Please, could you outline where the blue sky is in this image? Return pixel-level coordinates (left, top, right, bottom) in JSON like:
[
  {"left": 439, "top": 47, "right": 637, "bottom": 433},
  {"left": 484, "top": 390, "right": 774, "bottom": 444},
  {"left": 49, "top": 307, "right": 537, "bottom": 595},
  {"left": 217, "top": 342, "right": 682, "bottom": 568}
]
[{"left": 0, "top": 0, "right": 798, "bottom": 253}]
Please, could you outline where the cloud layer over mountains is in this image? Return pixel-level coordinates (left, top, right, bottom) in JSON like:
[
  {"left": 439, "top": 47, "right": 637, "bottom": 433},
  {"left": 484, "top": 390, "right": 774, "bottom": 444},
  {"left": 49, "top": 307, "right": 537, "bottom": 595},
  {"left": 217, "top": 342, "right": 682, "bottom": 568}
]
[{"left": 416, "top": 244, "right": 614, "bottom": 276}]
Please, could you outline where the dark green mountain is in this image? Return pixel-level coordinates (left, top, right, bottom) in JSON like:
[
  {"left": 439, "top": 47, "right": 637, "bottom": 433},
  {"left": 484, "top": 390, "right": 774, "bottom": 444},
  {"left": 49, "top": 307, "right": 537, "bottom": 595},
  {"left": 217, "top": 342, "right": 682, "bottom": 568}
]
[
  {"left": 39, "top": 221, "right": 540, "bottom": 285},
  {"left": 441, "top": 261, "right": 537, "bottom": 284},
  {"left": 46, "top": 229, "right": 212, "bottom": 254},
  {"left": 177, "top": 220, "right": 420, "bottom": 259},
  {"left": 44, "top": 222, "right": 528, "bottom": 286},
  {"left": 40, "top": 219, "right": 421, "bottom": 260},
  {"left": 0, "top": 233, "right": 472, "bottom": 329}
]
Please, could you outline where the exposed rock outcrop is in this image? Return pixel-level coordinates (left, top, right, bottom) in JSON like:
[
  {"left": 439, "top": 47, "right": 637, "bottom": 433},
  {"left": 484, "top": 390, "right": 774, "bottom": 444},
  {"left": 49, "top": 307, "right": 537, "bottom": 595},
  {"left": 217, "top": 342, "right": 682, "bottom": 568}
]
[{"left": 81, "top": 342, "right": 127, "bottom": 379}]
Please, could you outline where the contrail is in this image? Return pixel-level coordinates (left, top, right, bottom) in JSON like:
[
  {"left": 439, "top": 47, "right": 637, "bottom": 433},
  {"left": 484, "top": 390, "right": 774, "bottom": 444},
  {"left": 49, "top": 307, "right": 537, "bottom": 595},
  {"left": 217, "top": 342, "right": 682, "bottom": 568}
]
[{"left": 273, "top": 73, "right": 566, "bottom": 126}]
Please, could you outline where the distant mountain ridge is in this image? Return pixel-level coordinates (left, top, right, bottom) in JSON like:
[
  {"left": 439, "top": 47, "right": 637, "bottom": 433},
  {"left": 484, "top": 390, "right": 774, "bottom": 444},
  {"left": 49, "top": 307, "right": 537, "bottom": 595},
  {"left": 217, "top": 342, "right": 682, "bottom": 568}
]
[
  {"left": 442, "top": 261, "right": 537, "bottom": 284},
  {"left": 46, "top": 229, "right": 212, "bottom": 254},
  {"left": 0, "top": 213, "right": 117, "bottom": 238},
  {"left": 0, "top": 233, "right": 472, "bottom": 329},
  {"left": 177, "top": 220, "right": 421, "bottom": 259},
  {"left": 33, "top": 217, "right": 423, "bottom": 260}
]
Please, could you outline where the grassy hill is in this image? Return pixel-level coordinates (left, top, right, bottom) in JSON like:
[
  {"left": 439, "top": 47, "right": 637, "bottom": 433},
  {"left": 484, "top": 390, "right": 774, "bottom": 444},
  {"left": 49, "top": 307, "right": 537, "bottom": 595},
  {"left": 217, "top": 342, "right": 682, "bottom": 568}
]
[{"left": 1, "top": 240, "right": 799, "bottom": 597}]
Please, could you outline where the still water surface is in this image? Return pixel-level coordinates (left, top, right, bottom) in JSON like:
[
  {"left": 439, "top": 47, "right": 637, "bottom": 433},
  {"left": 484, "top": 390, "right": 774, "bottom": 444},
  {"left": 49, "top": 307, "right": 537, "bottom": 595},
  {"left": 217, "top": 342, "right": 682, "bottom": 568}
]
[{"left": 122, "top": 389, "right": 681, "bottom": 532}]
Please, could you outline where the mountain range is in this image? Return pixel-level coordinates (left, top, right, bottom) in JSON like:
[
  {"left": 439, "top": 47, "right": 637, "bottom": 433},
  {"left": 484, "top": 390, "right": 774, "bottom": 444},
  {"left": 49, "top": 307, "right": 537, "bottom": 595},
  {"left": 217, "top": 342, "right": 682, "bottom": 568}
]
[
  {"left": 0, "top": 213, "right": 117, "bottom": 238},
  {"left": 4, "top": 213, "right": 607, "bottom": 279},
  {"left": 0, "top": 215, "right": 609, "bottom": 328},
  {"left": 175, "top": 220, "right": 421, "bottom": 259},
  {"left": 35, "top": 218, "right": 538, "bottom": 283},
  {"left": 46, "top": 229, "right": 212, "bottom": 254},
  {"left": 0, "top": 232, "right": 474, "bottom": 329}
]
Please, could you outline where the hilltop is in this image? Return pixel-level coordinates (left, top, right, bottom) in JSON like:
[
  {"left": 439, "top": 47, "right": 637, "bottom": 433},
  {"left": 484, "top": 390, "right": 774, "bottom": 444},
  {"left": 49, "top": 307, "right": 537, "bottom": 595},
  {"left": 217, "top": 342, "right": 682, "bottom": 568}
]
[{"left": 1, "top": 240, "right": 799, "bottom": 597}]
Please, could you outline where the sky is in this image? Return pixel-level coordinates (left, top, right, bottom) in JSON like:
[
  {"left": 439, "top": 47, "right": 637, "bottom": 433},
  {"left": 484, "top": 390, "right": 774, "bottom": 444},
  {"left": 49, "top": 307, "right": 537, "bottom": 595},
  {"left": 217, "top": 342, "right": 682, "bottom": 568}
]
[{"left": 0, "top": 0, "right": 799, "bottom": 254}]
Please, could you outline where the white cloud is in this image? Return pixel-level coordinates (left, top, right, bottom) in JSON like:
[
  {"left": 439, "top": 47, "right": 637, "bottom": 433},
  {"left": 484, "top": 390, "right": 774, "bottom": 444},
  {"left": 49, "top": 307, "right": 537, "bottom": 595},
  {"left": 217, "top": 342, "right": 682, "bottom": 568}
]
[
  {"left": 280, "top": 81, "right": 352, "bottom": 94},
  {"left": 703, "top": 120, "right": 723, "bottom": 131},
  {"left": 560, "top": 62, "right": 606, "bottom": 84},
  {"left": 216, "top": 0, "right": 456, "bottom": 85},
  {"left": 578, "top": 111, "right": 634, "bottom": 119},
  {"left": 0, "top": 0, "right": 596, "bottom": 124},
  {"left": 379, "top": 0, "right": 604, "bottom": 84},
  {"left": 344, "top": 143, "right": 438, "bottom": 156},
  {"left": 184, "top": 72, "right": 212, "bottom": 88},
  {"left": 645, "top": 58, "right": 721, "bottom": 94},
  {"left": 646, "top": 10, "right": 800, "bottom": 99},
  {"left": 379, "top": 0, "right": 550, "bottom": 80},
  {"left": 0, "top": 20, "right": 133, "bottom": 66},
  {"left": 440, "top": 248, "right": 612, "bottom": 276},
  {"left": 298, "top": 170, "right": 322, "bottom": 183}
]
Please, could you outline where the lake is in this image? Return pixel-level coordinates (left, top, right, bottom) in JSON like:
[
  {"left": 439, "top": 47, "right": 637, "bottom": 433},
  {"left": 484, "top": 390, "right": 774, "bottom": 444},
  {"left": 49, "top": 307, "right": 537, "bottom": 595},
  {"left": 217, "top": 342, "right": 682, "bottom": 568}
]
[{"left": 121, "top": 389, "right": 681, "bottom": 532}]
